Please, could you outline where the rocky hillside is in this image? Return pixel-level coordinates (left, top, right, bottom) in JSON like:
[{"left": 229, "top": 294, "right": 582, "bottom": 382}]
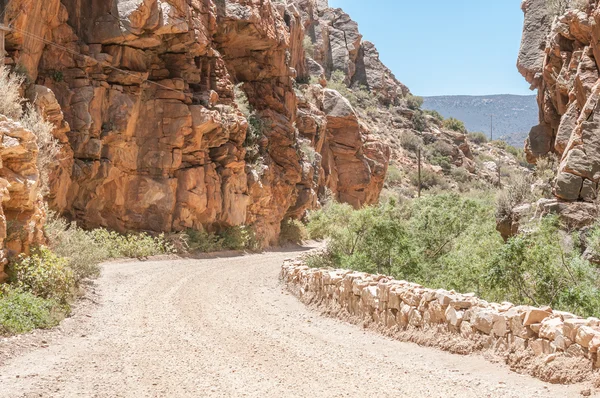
[
  {"left": 422, "top": 95, "right": 538, "bottom": 147},
  {"left": 0, "top": 0, "right": 526, "bottom": 284},
  {"left": 0, "top": 0, "right": 399, "bottom": 252},
  {"left": 517, "top": 0, "right": 600, "bottom": 227}
]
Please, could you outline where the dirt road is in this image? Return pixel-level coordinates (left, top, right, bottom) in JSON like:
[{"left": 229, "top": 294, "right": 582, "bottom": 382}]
[{"left": 0, "top": 247, "right": 593, "bottom": 397}]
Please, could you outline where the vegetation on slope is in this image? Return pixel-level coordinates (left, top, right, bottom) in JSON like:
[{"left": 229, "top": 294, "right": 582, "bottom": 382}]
[{"left": 305, "top": 192, "right": 600, "bottom": 317}]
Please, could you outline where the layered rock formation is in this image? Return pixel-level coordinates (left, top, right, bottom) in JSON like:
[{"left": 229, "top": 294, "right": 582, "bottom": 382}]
[
  {"left": 518, "top": 0, "right": 600, "bottom": 208},
  {"left": 0, "top": 0, "right": 391, "bottom": 245},
  {"left": 293, "top": 0, "right": 409, "bottom": 105},
  {"left": 0, "top": 117, "right": 45, "bottom": 282}
]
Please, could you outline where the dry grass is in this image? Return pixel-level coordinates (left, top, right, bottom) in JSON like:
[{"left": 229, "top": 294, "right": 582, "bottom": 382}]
[
  {"left": 0, "top": 66, "right": 60, "bottom": 194},
  {"left": 0, "top": 66, "right": 25, "bottom": 120}
]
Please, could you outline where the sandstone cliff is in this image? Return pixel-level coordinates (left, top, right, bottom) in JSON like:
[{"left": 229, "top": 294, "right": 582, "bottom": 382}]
[
  {"left": 0, "top": 116, "right": 45, "bottom": 282},
  {"left": 518, "top": 0, "right": 600, "bottom": 224},
  {"left": 0, "top": 0, "right": 393, "bottom": 246}
]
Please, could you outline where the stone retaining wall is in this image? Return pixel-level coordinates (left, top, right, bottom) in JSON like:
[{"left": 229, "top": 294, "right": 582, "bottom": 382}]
[{"left": 281, "top": 258, "right": 600, "bottom": 384}]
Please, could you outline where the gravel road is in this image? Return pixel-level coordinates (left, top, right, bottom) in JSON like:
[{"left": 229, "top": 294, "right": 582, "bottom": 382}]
[{"left": 0, "top": 247, "right": 594, "bottom": 397}]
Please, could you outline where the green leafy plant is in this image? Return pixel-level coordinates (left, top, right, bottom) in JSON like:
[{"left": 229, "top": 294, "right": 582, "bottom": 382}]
[
  {"left": 0, "top": 286, "right": 64, "bottom": 335},
  {"left": 442, "top": 117, "right": 466, "bottom": 133},
  {"left": 468, "top": 131, "right": 488, "bottom": 144},
  {"left": 406, "top": 94, "right": 424, "bottom": 111},
  {"left": 9, "top": 247, "right": 75, "bottom": 304},
  {"left": 279, "top": 219, "right": 308, "bottom": 245}
]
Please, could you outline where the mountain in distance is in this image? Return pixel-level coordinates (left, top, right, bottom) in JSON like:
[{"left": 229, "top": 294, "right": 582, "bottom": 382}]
[{"left": 422, "top": 95, "right": 538, "bottom": 148}]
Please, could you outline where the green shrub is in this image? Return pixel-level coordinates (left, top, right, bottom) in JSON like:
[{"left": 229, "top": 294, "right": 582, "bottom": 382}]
[
  {"left": 423, "top": 109, "right": 444, "bottom": 122},
  {"left": 496, "top": 174, "right": 532, "bottom": 220},
  {"left": 221, "top": 226, "right": 257, "bottom": 251},
  {"left": 409, "top": 168, "right": 446, "bottom": 190},
  {"left": 399, "top": 130, "right": 423, "bottom": 152},
  {"left": 327, "top": 70, "right": 378, "bottom": 109},
  {"left": 88, "top": 229, "right": 172, "bottom": 259},
  {"left": 9, "top": 247, "right": 75, "bottom": 304},
  {"left": 0, "top": 286, "right": 64, "bottom": 335},
  {"left": 429, "top": 140, "right": 455, "bottom": 158},
  {"left": 304, "top": 250, "right": 336, "bottom": 269},
  {"left": 183, "top": 228, "right": 223, "bottom": 253},
  {"left": 442, "top": 117, "right": 466, "bottom": 133},
  {"left": 385, "top": 164, "right": 403, "bottom": 186},
  {"left": 45, "top": 214, "right": 106, "bottom": 281},
  {"left": 45, "top": 213, "right": 174, "bottom": 281},
  {"left": 303, "top": 36, "right": 315, "bottom": 58},
  {"left": 306, "top": 194, "right": 600, "bottom": 317},
  {"left": 450, "top": 167, "right": 471, "bottom": 183},
  {"left": 412, "top": 110, "right": 427, "bottom": 132},
  {"left": 487, "top": 216, "right": 600, "bottom": 316},
  {"left": 182, "top": 226, "right": 257, "bottom": 253},
  {"left": 406, "top": 94, "right": 423, "bottom": 110},
  {"left": 468, "top": 132, "right": 488, "bottom": 144},
  {"left": 491, "top": 140, "right": 520, "bottom": 158},
  {"left": 279, "top": 219, "right": 308, "bottom": 245}
]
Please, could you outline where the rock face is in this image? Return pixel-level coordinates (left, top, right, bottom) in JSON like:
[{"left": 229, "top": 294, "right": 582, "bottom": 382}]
[
  {"left": 1, "top": 0, "right": 391, "bottom": 245},
  {"left": 0, "top": 117, "right": 45, "bottom": 282},
  {"left": 518, "top": 0, "right": 600, "bottom": 206},
  {"left": 293, "top": 0, "right": 409, "bottom": 105}
]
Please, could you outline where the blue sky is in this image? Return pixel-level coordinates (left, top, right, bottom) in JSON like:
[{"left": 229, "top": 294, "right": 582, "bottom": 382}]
[{"left": 328, "top": 0, "right": 531, "bottom": 97}]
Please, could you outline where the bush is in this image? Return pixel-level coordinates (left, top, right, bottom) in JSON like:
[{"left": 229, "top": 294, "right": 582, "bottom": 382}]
[
  {"left": 406, "top": 94, "right": 423, "bottom": 111},
  {"left": 399, "top": 130, "right": 423, "bottom": 152},
  {"left": 385, "top": 164, "right": 403, "bottom": 186},
  {"left": 307, "top": 193, "right": 600, "bottom": 317},
  {"left": 468, "top": 132, "right": 488, "bottom": 144},
  {"left": 20, "top": 104, "right": 60, "bottom": 195},
  {"left": 221, "top": 226, "right": 257, "bottom": 251},
  {"left": 182, "top": 226, "right": 257, "bottom": 253},
  {"left": 89, "top": 229, "right": 173, "bottom": 259},
  {"left": 429, "top": 140, "right": 455, "bottom": 158},
  {"left": 0, "top": 66, "right": 60, "bottom": 194},
  {"left": 450, "top": 167, "right": 471, "bottom": 183},
  {"left": 409, "top": 168, "right": 446, "bottom": 190},
  {"left": 45, "top": 213, "right": 174, "bottom": 282},
  {"left": 299, "top": 139, "right": 318, "bottom": 163},
  {"left": 234, "top": 83, "right": 251, "bottom": 117},
  {"left": 44, "top": 213, "right": 106, "bottom": 281},
  {"left": 492, "top": 140, "right": 520, "bottom": 158},
  {"left": 442, "top": 117, "right": 466, "bottom": 133},
  {"left": 487, "top": 216, "right": 600, "bottom": 316},
  {"left": 496, "top": 174, "right": 532, "bottom": 220},
  {"left": 0, "top": 66, "right": 25, "bottom": 120},
  {"left": 279, "top": 219, "right": 308, "bottom": 245},
  {"left": 327, "top": 70, "right": 378, "bottom": 109},
  {"left": 304, "top": 250, "right": 336, "bottom": 269},
  {"left": 303, "top": 36, "right": 315, "bottom": 58},
  {"left": 412, "top": 110, "right": 427, "bottom": 132},
  {"left": 0, "top": 286, "right": 64, "bottom": 335},
  {"left": 9, "top": 247, "right": 75, "bottom": 304},
  {"left": 423, "top": 109, "right": 444, "bottom": 122}
]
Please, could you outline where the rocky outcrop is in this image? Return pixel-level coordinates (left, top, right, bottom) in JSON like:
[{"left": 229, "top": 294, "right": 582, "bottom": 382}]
[
  {"left": 518, "top": 0, "right": 600, "bottom": 207},
  {"left": 292, "top": 0, "right": 409, "bottom": 105},
  {"left": 0, "top": 117, "right": 45, "bottom": 282},
  {"left": 295, "top": 85, "right": 389, "bottom": 208},
  {"left": 0, "top": 0, "right": 390, "bottom": 245},
  {"left": 282, "top": 256, "right": 600, "bottom": 384}
]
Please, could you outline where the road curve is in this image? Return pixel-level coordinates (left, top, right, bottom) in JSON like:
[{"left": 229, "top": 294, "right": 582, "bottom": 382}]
[{"left": 0, "top": 247, "right": 592, "bottom": 397}]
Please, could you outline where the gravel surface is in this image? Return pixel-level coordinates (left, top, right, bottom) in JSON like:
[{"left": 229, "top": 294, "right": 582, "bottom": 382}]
[{"left": 0, "top": 247, "right": 595, "bottom": 397}]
